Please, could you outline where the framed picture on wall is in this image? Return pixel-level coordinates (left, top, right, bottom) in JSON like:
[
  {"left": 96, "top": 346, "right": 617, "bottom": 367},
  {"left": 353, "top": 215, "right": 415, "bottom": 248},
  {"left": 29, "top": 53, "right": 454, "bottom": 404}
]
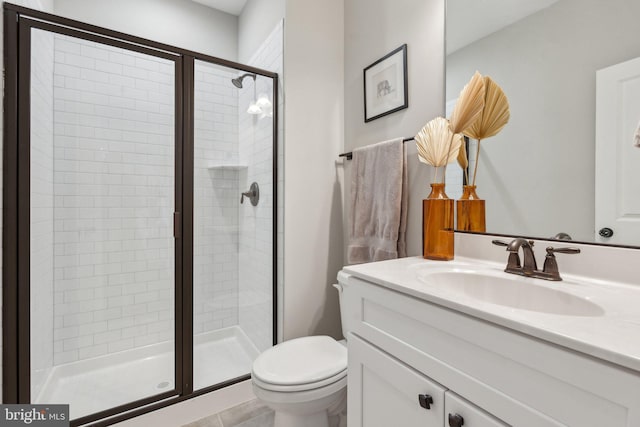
[{"left": 363, "top": 44, "right": 408, "bottom": 122}]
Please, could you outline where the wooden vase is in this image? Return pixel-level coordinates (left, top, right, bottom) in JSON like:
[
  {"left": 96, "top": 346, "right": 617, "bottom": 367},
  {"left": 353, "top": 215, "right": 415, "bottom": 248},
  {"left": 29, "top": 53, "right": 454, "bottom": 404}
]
[
  {"left": 423, "top": 183, "right": 454, "bottom": 261},
  {"left": 456, "top": 185, "right": 486, "bottom": 232}
]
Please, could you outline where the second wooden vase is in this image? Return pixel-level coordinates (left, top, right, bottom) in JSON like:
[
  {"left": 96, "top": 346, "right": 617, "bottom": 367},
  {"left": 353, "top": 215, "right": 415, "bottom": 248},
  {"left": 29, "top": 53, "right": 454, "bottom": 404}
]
[{"left": 456, "top": 185, "right": 486, "bottom": 232}]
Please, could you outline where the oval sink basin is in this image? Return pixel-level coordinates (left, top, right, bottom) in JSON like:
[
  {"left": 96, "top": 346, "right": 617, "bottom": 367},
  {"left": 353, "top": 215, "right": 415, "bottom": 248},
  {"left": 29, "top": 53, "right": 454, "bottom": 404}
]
[{"left": 418, "top": 270, "right": 605, "bottom": 317}]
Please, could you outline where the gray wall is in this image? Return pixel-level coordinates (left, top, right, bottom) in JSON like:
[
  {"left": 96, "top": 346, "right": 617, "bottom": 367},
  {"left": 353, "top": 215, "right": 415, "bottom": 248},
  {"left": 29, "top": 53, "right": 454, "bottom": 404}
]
[
  {"left": 54, "top": 0, "right": 239, "bottom": 61},
  {"left": 282, "top": 0, "right": 345, "bottom": 341},
  {"left": 283, "top": 0, "right": 446, "bottom": 341},
  {"left": 238, "top": 0, "right": 285, "bottom": 63},
  {"left": 344, "top": 0, "right": 446, "bottom": 257},
  {"left": 446, "top": 0, "right": 640, "bottom": 241}
]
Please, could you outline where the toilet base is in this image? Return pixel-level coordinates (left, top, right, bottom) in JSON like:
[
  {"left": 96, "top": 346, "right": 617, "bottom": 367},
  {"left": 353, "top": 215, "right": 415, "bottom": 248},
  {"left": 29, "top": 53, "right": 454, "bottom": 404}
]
[
  {"left": 274, "top": 410, "right": 329, "bottom": 427},
  {"left": 253, "top": 380, "right": 346, "bottom": 427},
  {"left": 271, "top": 390, "right": 346, "bottom": 427}
]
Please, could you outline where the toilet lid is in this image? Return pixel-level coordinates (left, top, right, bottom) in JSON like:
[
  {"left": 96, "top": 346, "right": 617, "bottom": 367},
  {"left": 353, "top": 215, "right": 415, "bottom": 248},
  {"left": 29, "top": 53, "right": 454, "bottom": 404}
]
[{"left": 252, "top": 336, "right": 347, "bottom": 386}]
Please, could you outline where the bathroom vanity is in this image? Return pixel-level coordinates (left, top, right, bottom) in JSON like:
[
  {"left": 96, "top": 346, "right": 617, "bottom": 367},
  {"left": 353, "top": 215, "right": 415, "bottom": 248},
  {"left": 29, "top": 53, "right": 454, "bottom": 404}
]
[{"left": 338, "top": 255, "right": 640, "bottom": 427}]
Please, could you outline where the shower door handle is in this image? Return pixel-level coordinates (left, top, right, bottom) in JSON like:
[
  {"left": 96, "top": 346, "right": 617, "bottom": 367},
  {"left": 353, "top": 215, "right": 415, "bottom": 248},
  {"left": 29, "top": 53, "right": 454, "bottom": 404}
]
[{"left": 173, "top": 212, "right": 181, "bottom": 239}]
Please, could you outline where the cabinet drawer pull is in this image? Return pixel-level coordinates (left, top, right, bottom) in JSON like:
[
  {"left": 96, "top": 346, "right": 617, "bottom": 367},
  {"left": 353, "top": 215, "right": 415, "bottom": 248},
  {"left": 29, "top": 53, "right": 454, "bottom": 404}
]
[
  {"left": 418, "top": 394, "right": 434, "bottom": 410},
  {"left": 448, "top": 413, "right": 464, "bottom": 427}
]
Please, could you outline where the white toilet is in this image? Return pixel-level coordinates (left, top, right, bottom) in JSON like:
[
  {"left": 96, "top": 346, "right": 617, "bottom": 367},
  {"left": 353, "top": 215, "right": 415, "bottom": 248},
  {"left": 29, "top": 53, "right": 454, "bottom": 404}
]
[{"left": 251, "top": 284, "right": 349, "bottom": 427}]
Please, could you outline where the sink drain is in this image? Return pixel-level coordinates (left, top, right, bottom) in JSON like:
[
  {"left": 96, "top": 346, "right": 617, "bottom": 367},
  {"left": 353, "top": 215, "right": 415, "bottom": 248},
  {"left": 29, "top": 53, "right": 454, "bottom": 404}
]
[{"left": 156, "top": 381, "right": 170, "bottom": 389}]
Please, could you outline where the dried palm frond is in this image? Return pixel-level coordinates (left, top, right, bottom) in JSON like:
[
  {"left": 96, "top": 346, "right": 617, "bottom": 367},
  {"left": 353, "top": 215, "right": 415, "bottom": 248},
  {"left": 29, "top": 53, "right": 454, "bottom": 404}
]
[
  {"left": 449, "top": 71, "right": 485, "bottom": 134},
  {"left": 456, "top": 141, "right": 469, "bottom": 184},
  {"left": 416, "top": 117, "right": 462, "bottom": 167},
  {"left": 463, "top": 76, "right": 511, "bottom": 185},
  {"left": 415, "top": 117, "right": 463, "bottom": 183},
  {"left": 463, "top": 76, "right": 510, "bottom": 140}
]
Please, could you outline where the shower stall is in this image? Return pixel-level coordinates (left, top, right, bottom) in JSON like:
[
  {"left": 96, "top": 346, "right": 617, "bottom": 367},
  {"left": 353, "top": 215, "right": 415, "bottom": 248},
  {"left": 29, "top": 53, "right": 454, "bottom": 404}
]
[{"left": 3, "top": 4, "right": 279, "bottom": 425}]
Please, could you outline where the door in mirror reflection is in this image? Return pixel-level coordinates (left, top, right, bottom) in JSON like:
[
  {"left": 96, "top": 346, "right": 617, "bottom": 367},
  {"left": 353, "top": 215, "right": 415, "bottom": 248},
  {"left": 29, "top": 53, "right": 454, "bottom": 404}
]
[{"left": 595, "top": 56, "right": 640, "bottom": 245}]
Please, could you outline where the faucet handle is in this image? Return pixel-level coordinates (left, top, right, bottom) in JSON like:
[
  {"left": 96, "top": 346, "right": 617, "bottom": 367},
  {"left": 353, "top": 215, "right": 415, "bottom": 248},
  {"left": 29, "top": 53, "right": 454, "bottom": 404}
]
[
  {"left": 551, "top": 232, "right": 573, "bottom": 241},
  {"left": 492, "top": 239, "right": 535, "bottom": 248},
  {"left": 542, "top": 246, "right": 581, "bottom": 281},
  {"left": 492, "top": 240, "right": 521, "bottom": 270},
  {"left": 546, "top": 246, "right": 580, "bottom": 255}
]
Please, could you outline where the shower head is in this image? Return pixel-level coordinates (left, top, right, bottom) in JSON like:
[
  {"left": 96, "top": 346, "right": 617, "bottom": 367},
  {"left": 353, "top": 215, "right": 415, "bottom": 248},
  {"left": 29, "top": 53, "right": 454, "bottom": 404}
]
[{"left": 231, "top": 73, "right": 256, "bottom": 88}]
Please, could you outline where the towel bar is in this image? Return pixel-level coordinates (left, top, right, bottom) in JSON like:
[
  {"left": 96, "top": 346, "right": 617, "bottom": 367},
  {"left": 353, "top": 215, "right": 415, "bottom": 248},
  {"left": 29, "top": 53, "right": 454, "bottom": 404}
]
[{"left": 338, "top": 137, "right": 415, "bottom": 160}]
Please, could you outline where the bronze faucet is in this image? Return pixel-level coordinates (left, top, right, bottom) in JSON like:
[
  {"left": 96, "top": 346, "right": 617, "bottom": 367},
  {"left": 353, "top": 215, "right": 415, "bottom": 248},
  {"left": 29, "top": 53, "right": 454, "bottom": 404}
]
[
  {"left": 507, "top": 238, "right": 537, "bottom": 275},
  {"left": 492, "top": 239, "right": 580, "bottom": 281}
]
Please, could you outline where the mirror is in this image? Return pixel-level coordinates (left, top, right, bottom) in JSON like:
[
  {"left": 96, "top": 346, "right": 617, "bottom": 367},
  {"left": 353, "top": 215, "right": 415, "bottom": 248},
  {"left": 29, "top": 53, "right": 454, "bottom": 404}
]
[{"left": 446, "top": 0, "right": 640, "bottom": 247}]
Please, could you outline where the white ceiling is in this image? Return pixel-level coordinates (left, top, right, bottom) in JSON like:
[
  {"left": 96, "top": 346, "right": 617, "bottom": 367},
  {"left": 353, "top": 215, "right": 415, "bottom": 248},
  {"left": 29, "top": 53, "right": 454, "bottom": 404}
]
[
  {"left": 190, "top": 0, "right": 247, "bottom": 15},
  {"left": 446, "top": 0, "right": 559, "bottom": 54}
]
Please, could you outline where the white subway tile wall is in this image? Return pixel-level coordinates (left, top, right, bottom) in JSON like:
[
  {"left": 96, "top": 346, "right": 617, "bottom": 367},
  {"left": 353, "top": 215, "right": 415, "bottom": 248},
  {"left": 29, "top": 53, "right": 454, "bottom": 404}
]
[
  {"left": 30, "top": 28, "right": 56, "bottom": 400},
  {"left": 238, "top": 21, "right": 283, "bottom": 352},
  {"left": 193, "top": 60, "right": 240, "bottom": 336},
  {"left": 50, "top": 34, "right": 176, "bottom": 364}
]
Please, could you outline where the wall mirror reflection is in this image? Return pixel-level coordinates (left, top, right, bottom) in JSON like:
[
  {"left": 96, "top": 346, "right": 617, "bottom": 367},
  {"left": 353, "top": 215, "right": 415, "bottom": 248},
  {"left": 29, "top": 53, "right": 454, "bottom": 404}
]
[{"left": 446, "top": 0, "right": 640, "bottom": 247}]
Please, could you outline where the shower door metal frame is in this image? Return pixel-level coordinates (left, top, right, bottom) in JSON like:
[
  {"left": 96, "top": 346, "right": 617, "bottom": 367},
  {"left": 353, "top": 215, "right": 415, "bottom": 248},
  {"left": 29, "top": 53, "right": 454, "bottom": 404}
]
[
  {"left": 2, "top": 3, "right": 279, "bottom": 426},
  {"left": 5, "top": 11, "right": 185, "bottom": 425}
]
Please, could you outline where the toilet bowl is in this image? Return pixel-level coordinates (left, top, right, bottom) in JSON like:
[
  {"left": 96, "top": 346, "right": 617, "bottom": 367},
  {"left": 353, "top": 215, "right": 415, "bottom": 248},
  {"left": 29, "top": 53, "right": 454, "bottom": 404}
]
[{"left": 251, "top": 284, "right": 349, "bottom": 427}]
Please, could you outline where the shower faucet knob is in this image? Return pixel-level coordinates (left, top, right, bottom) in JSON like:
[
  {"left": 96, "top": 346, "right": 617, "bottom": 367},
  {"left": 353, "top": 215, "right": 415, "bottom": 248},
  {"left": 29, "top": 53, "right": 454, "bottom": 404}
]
[{"left": 240, "top": 182, "right": 260, "bottom": 206}]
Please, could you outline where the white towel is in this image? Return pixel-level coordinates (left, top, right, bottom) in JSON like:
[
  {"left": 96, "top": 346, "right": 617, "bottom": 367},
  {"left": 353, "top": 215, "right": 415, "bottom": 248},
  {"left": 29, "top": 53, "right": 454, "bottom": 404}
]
[
  {"left": 347, "top": 138, "right": 408, "bottom": 264},
  {"left": 635, "top": 121, "right": 640, "bottom": 147}
]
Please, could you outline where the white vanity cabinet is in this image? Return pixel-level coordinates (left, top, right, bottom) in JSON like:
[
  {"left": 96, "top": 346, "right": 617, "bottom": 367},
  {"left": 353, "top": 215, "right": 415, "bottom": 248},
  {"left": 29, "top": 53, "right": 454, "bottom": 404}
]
[
  {"left": 340, "top": 273, "right": 640, "bottom": 427},
  {"left": 348, "top": 334, "right": 445, "bottom": 427},
  {"left": 445, "top": 391, "right": 508, "bottom": 427},
  {"left": 349, "top": 333, "right": 507, "bottom": 427}
]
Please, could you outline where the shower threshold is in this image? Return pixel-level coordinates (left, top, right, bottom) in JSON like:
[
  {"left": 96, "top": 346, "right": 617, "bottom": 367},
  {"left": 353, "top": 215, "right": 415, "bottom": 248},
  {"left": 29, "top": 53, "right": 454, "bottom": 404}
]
[{"left": 35, "top": 326, "right": 260, "bottom": 420}]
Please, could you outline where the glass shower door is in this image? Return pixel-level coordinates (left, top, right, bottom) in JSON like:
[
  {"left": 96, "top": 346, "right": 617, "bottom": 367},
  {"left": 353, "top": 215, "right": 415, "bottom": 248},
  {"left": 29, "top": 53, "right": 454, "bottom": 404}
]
[
  {"left": 27, "top": 25, "right": 179, "bottom": 421},
  {"left": 192, "top": 59, "right": 274, "bottom": 390}
]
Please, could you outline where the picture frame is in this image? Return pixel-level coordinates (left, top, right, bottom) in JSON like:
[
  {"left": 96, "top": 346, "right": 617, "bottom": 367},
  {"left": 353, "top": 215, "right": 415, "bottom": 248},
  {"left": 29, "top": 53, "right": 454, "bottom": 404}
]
[{"left": 363, "top": 44, "right": 408, "bottom": 122}]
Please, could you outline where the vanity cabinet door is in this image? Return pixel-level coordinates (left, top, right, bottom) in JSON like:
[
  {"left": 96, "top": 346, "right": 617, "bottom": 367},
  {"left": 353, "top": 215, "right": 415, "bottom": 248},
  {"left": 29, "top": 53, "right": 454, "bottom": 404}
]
[
  {"left": 348, "top": 334, "right": 446, "bottom": 427},
  {"left": 444, "top": 391, "right": 510, "bottom": 427}
]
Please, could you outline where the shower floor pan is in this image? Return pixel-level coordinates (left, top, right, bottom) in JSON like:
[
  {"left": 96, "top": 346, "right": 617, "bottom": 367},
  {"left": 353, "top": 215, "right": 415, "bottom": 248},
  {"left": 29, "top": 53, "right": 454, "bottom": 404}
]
[{"left": 36, "top": 326, "right": 260, "bottom": 420}]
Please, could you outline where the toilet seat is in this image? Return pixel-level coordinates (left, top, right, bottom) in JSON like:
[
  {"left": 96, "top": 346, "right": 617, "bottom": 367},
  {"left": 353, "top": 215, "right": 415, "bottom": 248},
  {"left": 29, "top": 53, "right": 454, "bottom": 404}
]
[
  {"left": 253, "top": 367, "right": 346, "bottom": 393},
  {"left": 252, "top": 336, "right": 347, "bottom": 392}
]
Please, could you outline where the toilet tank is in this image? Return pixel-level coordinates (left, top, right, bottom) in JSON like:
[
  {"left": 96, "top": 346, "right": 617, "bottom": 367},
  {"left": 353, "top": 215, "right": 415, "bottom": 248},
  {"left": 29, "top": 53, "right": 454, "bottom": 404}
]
[{"left": 335, "top": 271, "right": 354, "bottom": 339}]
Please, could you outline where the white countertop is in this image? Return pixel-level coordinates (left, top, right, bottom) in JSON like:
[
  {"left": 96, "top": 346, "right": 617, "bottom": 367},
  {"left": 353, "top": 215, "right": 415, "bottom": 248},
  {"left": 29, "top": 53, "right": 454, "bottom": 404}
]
[{"left": 342, "top": 256, "right": 640, "bottom": 373}]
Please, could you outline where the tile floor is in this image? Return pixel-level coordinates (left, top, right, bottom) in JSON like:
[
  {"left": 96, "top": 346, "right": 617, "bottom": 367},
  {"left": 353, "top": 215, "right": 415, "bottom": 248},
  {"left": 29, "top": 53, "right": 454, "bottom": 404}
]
[{"left": 183, "top": 399, "right": 274, "bottom": 427}]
